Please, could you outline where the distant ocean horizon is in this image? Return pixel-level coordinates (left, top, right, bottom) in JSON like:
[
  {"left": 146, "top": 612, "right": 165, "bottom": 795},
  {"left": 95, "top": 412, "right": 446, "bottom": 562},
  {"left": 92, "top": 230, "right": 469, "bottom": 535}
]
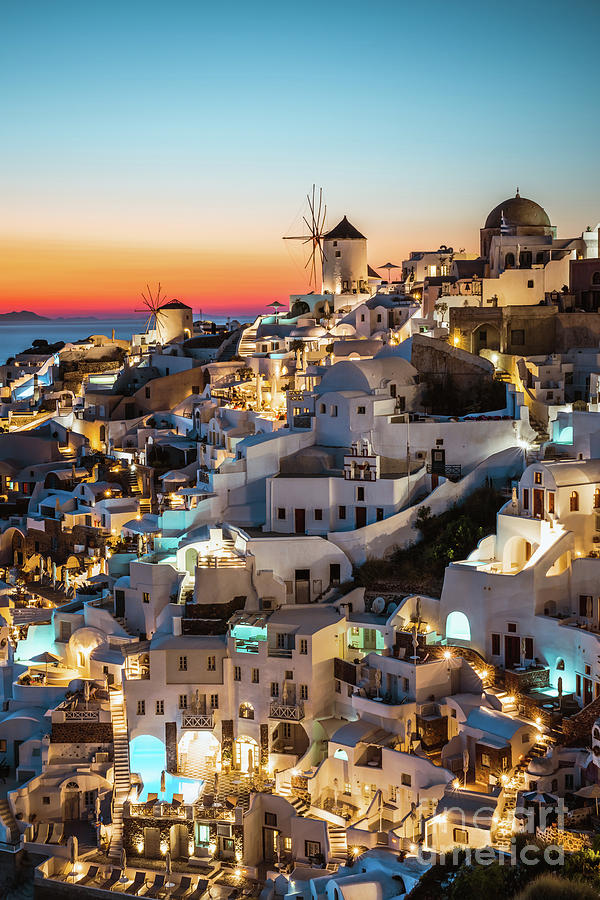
[{"left": 0, "top": 314, "right": 257, "bottom": 365}]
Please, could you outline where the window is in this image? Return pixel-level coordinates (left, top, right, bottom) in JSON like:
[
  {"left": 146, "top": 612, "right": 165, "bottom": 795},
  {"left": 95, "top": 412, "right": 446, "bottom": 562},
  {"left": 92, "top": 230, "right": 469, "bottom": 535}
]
[
  {"left": 300, "top": 684, "right": 308, "bottom": 700},
  {"left": 556, "top": 658, "right": 565, "bottom": 671},
  {"left": 252, "top": 668, "right": 260, "bottom": 683},
  {"left": 508, "top": 623, "right": 517, "bottom": 633},
  {"left": 511, "top": 329, "right": 525, "bottom": 345},
  {"left": 305, "top": 841, "right": 321, "bottom": 858},
  {"left": 576, "top": 674, "right": 581, "bottom": 696},
  {"left": 453, "top": 828, "right": 469, "bottom": 844},
  {"left": 265, "top": 812, "right": 277, "bottom": 827},
  {"left": 376, "top": 314, "right": 382, "bottom": 323},
  {"left": 179, "top": 694, "right": 187, "bottom": 709},
  {"left": 570, "top": 491, "right": 579, "bottom": 512},
  {"left": 522, "top": 488, "right": 529, "bottom": 510},
  {"left": 179, "top": 656, "right": 187, "bottom": 671},
  {"left": 271, "top": 682, "right": 279, "bottom": 697},
  {"left": 314, "top": 508, "right": 323, "bottom": 521},
  {"left": 207, "top": 656, "right": 216, "bottom": 671},
  {"left": 239, "top": 702, "right": 254, "bottom": 719},
  {"left": 357, "top": 486, "right": 365, "bottom": 501},
  {"left": 335, "top": 251, "right": 341, "bottom": 258},
  {"left": 234, "top": 666, "right": 241, "bottom": 681},
  {"left": 335, "top": 680, "right": 341, "bottom": 693},
  {"left": 357, "top": 406, "right": 366, "bottom": 415},
  {"left": 145, "top": 387, "right": 151, "bottom": 399},
  {"left": 319, "top": 403, "right": 326, "bottom": 414},
  {"left": 299, "top": 639, "right": 308, "bottom": 655},
  {"left": 137, "top": 700, "right": 145, "bottom": 715},
  {"left": 344, "top": 782, "right": 351, "bottom": 794},
  {"left": 284, "top": 837, "right": 292, "bottom": 851},
  {"left": 0, "top": 740, "right": 5, "bottom": 753},
  {"left": 585, "top": 664, "right": 592, "bottom": 676},
  {"left": 142, "top": 592, "right": 150, "bottom": 604},
  {"left": 534, "top": 471, "right": 542, "bottom": 485},
  {"left": 522, "top": 733, "right": 530, "bottom": 743},
  {"left": 360, "top": 314, "right": 365, "bottom": 322},
  {"left": 330, "top": 563, "right": 341, "bottom": 584},
  {"left": 527, "top": 280, "right": 534, "bottom": 288},
  {"left": 492, "top": 633, "right": 501, "bottom": 656},
  {"left": 505, "top": 253, "right": 515, "bottom": 269},
  {"left": 59, "top": 621, "right": 72, "bottom": 642},
  {"left": 42, "top": 796, "right": 50, "bottom": 805},
  {"left": 338, "top": 505, "right": 346, "bottom": 520},
  {"left": 524, "top": 637, "right": 534, "bottom": 659},
  {"left": 330, "top": 405, "right": 338, "bottom": 417},
  {"left": 376, "top": 507, "right": 384, "bottom": 521},
  {"left": 548, "top": 492, "right": 555, "bottom": 514},
  {"left": 401, "top": 773, "right": 411, "bottom": 786},
  {"left": 481, "top": 753, "right": 491, "bottom": 767},
  {"left": 210, "top": 694, "right": 219, "bottom": 708},
  {"left": 277, "top": 508, "right": 286, "bottom": 520},
  {"left": 565, "top": 773, "right": 574, "bottom": 790},
  {"left": 156, "top": 700, "right": 164, "bottom": 715},
  {"left": 594, "top": 489, "right": 600, "bottom": 509}
]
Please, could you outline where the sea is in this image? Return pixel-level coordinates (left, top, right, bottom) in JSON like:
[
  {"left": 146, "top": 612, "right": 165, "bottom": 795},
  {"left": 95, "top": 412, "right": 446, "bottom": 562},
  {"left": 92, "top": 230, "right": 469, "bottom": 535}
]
[{"left": 0, "top": 315, "right": 255, "bottom": 365}]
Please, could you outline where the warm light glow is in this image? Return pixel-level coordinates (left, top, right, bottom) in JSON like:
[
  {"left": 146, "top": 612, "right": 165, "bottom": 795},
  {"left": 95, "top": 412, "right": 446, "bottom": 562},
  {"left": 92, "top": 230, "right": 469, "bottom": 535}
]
[
  {"left": 443, "top": 650, "right": 452, "bottom": 660},
  {"left": 452, "top": 778, "right": 460, "bottom": 789},
  {"left": 352, "top": 846, "right": 360, "bottom": 856}
]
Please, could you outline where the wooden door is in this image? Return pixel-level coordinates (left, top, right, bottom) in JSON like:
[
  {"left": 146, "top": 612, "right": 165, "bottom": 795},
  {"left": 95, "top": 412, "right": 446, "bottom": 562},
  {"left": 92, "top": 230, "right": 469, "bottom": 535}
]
[
  {"left": 294, "top": 509, "right": 305, "bottom": 534},
  {"left": 533, "top": 489, "right": 544, "bottom": 519},
  {"left": 356, "top": 506, "right": 367, "bottom": 528},
  {"left": 504, "top": 635, "right": 520, "bottom": 669}
]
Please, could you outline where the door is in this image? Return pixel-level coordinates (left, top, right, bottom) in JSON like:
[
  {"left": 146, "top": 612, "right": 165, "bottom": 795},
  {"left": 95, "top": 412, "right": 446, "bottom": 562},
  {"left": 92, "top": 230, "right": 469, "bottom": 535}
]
[
  {"left": 504, "top": 635, "right": 520, "bottom": 669},
  {"left": 294, "top": 509, "right": 305, "bottom": 534},
  {"left": 64, "top": 791, "right": 80, "bottom": 821},
  {"left": 584, "top": 678, "right": 593, "bottom": 706},
  {"left": 262, "top": 828, "right": 278, "bottom": 862},
  {"left": 363, "top": 629, "right": 377, "bottom": 650},
  {"left": 533, "top": 489, "right": 544, "bottom": 519},
  {"left": 13, "top": 740, "right": 22, "bottom": 769},
  {"left": 355, "top": 506, "right": 367, "bottom": 529},
  {"left": 295, "top": 570, "right": 310, "bottom": 604},
  {"left": 431, "top": 448, "right": 445, "bottom": 474}
]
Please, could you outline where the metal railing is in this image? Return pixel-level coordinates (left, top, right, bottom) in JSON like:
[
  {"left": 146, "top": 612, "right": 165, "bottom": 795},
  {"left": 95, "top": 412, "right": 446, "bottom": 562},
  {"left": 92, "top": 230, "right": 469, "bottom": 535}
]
[
  {"left": 426, "top": 463, "right": 462, "bottom": 480},
  {"left": 64, "top": 709, "right": 100, "bottom": 721}
]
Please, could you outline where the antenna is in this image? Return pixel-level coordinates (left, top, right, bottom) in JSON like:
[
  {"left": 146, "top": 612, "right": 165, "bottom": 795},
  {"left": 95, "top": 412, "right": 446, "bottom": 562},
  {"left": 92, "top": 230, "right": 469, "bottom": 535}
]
[
  {"left": 282, "top": 185, "right": 328, "bottom": 289},
  {"left": 135, "top": 283, "right": 169, "bottom": 342}
]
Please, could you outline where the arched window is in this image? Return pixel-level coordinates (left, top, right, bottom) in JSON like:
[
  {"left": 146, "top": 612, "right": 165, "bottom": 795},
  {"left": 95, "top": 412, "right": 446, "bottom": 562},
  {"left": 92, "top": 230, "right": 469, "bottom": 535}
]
[
  {"left": 594, "top": 489, "right": 600, "bottom": 509},
  {"left": 593, "top": 727, "right": 600, "bottom": 741},
  {"left": 570, "top": 491, "right": 579, "bottom": 512},
  {"left": 239, "top": 702, "right": 254, "bottom": 720},
  {"left": 556, "top": 658, "right": 565, "bottom": 671},
  {"left": 592, "top": 272, "right": 600, "bottom": 286},
  {"left": 505, "top": 252, "right": 515, "bottom": 269},
  {"left": 519, "top": 250, "right": 532, "bottom": 268},
  {"left": 334, "top": 748, "right": 348, "bottom": 760}
]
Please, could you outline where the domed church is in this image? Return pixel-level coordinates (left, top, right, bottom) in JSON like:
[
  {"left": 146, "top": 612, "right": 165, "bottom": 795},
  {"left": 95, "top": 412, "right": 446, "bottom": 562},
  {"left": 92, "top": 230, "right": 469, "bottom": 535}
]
[{"left": 480, "top": 189, "right": 555, "bottom": 259}]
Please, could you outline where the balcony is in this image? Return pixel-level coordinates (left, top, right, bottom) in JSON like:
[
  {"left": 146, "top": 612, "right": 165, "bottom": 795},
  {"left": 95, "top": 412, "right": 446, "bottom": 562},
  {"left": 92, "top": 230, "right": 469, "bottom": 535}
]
[
  {"left": 268, "top": 647, "right": 293, "bottom": 658},
  {"left": 269, "top": 701, "right": 305, "bottom": 720},
  {"left": 426, "top": 463, "right": 462, "bottom": 481},
  {"left": 180, "top": 712, "right": 214, "bottom": 730}
]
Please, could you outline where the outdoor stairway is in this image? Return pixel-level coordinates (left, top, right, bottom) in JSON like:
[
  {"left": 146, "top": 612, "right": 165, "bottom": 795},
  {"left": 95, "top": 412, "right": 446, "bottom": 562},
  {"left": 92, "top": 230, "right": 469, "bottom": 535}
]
[
  {"left": 237, "top": 317, "right": 261, "bottom": 357},
  {"left": 487, "top": 688, "right": 517, "bottom": 714},
  {"left": 127, "top": 469, "right": 140, "bottom": 493},
  {"left": 493, "top": 770, "right": 526, "bottom": 851},
  {"left": 109, "top": 689, "right": 132, "bottom": 861},
  {"left": 138, "top": 497, "right": 152, "bottom": 514},
  {"left": 327, "top": 824, "right": 348, "bottom": 859},
  {"left": 289, "top": 795, "right": 309, "bottom": 816},
  {"left": 0, "top": 796, "right": 19, "bottom": 844},
  {"left": 197, "top": 538, "right": 245, "bottom": 568}
]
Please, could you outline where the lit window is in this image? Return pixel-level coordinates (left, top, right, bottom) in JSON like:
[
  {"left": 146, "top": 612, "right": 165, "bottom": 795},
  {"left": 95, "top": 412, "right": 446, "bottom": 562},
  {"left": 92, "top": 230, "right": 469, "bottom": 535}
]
[
  {"left": 207, "top": 656, "right": 216, "bottom": 671},
  {"left": 137, "top": 700, "right": 145, "bottom": 716}
]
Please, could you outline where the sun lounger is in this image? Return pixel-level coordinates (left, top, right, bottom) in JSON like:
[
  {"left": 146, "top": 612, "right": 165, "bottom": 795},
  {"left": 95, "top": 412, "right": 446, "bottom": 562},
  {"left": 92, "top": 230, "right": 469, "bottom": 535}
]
[
  {"left": 171, "top": 876, "right": 192, "bottom": 898},
  {"left": 187, "top": 878, "right": 209, "bottom": 899},
  {"left": 49, "top": 824, "right": 64, "bottom": 844},
  {"left": 96, "top": 868, "right": 122, "bottom": 891},
  {"left": 35, "top": 823, "right": 49, "bottom": 844},
  {"left": 123, "top": 870, "right": 147, "bottom": 894},
  {"left": 143, "top": 873, "right": 166, "bottom": 898},
  {"left": 77, "top": 864, "right": 100, "bottom": 886}
]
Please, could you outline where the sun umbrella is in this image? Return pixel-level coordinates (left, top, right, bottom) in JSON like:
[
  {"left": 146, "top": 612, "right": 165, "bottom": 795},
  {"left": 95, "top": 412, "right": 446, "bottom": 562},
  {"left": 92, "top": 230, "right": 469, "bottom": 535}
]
[
  {"left": 522, "top": 790, "right": 558, "bottom": 806},
  {"left": 576, "top": 783, "right": 600, "bottom": 815},
  {"left": 160, "top": 770, "right": 166, "bottom": 794},
  {"left": 378, "top": 262, "right": 401, "bottom": 282},
  {"left": 30, "top": 650, "right": 60, "bottom": 678},
  {"left": 68, "top": 834, "right": 79, "bottom": 881}
]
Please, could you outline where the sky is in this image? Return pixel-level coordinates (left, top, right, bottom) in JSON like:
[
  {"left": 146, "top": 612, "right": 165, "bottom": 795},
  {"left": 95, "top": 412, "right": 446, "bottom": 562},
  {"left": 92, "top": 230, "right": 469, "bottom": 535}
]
[{"left": 1, "top": 0, "right": 599, "bottom": 317}]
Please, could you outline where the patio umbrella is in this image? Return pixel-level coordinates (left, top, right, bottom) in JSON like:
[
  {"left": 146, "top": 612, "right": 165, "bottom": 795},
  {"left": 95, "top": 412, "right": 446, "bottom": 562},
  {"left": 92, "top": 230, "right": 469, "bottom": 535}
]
[
  {"left": 64, "top": 567, "right": 70, "bottom": 591},
  {"left": 30, "top": 650, "right": 60, "bottom": 678},
  {"left": 522, "top": 790, "right": 558, "bottom": 807},
  {"left": 378, "top": 262, "right": 401, "bottom": 282},
  {"left": 160, "top": 770, "right": 166, "bottom": 794},
  {"left": 68, "top": 834, "right": 78, "bottom": 881},
  {"left": 576, "top": 783, "right": 600, "bottom": 815}
]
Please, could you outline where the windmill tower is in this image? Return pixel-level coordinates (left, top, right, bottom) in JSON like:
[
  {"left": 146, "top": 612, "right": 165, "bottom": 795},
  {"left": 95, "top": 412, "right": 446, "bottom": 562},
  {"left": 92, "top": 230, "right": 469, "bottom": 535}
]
[
  {"left": 137, "top": 284, "right": 193, "bottom": 344},
  {"left": 282, "top": 185, "right": 328, "bottom": 291},
  {"left": 322, "top": 216, "right": 368, "bottom": 297},
  {"left": 137, "top": 284, "right": 169, "bottom": 343}
]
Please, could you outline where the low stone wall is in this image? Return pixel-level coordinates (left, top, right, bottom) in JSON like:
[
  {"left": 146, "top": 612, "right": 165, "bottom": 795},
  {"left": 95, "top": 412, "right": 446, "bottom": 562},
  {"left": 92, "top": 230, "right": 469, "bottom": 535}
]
[{"left": 51, "top": 723, "right": 113, "bottom": 743}]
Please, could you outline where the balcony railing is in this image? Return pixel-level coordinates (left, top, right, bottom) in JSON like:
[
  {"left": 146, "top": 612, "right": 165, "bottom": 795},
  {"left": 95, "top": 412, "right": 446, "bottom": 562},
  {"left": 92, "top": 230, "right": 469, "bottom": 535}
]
[
  {"left": 181, "top": 712, "right": 214, "bottom": 730},
  {"left": 64, "top": 709, "right": 100, "bottom": 722},
  {"left": 269, "top": 701, "right": 305, "bottom": 720},
  {"left": 426, "top": 463, "right": 462, "bottom": 480},
  {"left": 268, "top": 647, "right": 293, "bottom": 658}
]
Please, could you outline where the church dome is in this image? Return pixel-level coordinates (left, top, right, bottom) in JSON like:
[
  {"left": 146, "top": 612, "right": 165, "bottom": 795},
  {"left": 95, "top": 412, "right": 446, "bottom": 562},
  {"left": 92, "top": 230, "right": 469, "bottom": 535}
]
[{"left": 484, "top": 191, "right": 551, "bottom": 230}]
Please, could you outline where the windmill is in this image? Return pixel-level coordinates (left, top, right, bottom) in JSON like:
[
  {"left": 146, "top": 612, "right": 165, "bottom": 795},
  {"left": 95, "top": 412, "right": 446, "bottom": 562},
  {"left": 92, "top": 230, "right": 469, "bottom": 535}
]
[
  {"left": 136, "top": 283, "right": 169, "bottom": 343},
  {"left": 283, "top": 185, "right": 328, "bottom": 289}
]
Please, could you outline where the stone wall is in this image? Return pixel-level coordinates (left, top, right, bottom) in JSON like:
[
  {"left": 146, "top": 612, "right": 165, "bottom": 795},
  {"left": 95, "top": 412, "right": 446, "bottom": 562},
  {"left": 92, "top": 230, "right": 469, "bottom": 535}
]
[
  {"left": 474, "top": 742, "right": 510, "bottom": 784},
  {"left": 165, "top": 721, "right": 178, "bottom": 773},
  {"left": 123, "top": 813, "right": 193, "bottom": 859},
  {"left": 416, "top": 713, "right": 448, "bottom": 750},
  {"left": 505, "top": 667, "right": 550, "bottom": 695},
  {"left": 563, "top": 695, "right": 600, "bottom": 746},
  {"left": 51, "top": 722, "right": 113, "bottom": 743}
]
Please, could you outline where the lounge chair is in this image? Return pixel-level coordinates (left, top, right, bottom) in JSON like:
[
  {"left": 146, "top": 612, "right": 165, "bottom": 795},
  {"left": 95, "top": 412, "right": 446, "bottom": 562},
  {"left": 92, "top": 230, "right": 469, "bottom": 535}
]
[
  {"left": 35, "top": 823, "right": 49, "bottom": 844},
  {"left": 50, "top": 824, "right": 64, "bottom": 844},
  {"left": 187, "top": 878, "right": 209, "bottom": 899},
  {"left": 77, "top": 864, "right": 100, "bottom": 886},
  {"left": 96, "top": 868, "right": 122, "bottom": 891},
  {"left": 143, "top": 873, "right": 166, "bottom": 898},
  {"left": 123, "top": 870, "right": 147, "bottom": 894},
  {"left": 171, "top": 876, "right": 192, "bottom": 898}
]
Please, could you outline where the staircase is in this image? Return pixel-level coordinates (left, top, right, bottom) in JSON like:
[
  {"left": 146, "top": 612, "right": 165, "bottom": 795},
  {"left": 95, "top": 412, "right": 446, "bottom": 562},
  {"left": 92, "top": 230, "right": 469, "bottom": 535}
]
[
  {"left": 237, "top": 317, "right": 261, "bottom": 358},
  {"left": 0, "top": 796, "right": 19, "bottom": 844},
  {"left": 493, "top": 769, "right": 526, "bottom": 851},
  {"left": 486, "top": 687, "right": 517, "bottom": 714},
  {"left": 109, "top": 689, "right": 131, "bottom": 861},
  {"left": 327, "top": 824, "right": 348, "bottom": 860}
]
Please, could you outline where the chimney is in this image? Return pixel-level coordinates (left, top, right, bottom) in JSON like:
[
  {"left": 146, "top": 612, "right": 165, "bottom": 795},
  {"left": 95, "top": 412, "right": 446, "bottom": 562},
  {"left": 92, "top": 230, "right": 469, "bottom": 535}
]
[{"left": 172, "top": 616, "right": 182, "bottom": 636}]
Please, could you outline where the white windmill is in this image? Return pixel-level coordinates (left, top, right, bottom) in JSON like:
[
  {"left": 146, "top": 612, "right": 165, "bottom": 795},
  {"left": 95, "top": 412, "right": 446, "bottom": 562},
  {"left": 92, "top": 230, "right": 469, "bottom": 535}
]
[
  {"left": 282, "top": 185, "right": 328, "bottom": 289},
  {"left": 137, "top": 283, "right": 170, "bottom": 343}
]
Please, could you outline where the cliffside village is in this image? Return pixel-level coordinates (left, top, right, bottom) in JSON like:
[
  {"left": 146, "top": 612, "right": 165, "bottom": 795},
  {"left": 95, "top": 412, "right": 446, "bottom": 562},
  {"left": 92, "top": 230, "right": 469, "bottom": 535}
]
[{"left": 2, "top": 193, "right": 600, "bottom": 898}]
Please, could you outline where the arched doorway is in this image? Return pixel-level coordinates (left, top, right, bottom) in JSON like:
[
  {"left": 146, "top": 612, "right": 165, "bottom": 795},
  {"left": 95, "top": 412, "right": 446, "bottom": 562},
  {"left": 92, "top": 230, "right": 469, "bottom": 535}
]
[
  {"left": 184, "top": 547, "right": 199, "bottom": 575},
  {"left": 63, "top": 781, "right": 80, "bottom": 820},
  {"left": 445, "top": 610, "right": 471, "bottom": 642},
  {"left": 502, "top": 536, "right": 532, "bottom": 573},
  {"left": 472, "top": 323, "right": 500, "bottom": 353},
  {"left": 178, "top": 731, "right": 220, "bottom": 780},
  {"left": 234, "top": 735, "right": 259, "bottom": 773}
]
